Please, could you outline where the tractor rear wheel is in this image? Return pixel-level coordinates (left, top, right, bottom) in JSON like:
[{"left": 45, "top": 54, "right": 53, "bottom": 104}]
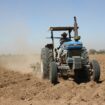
[
  {"left": 49, "top": 62, "right": 58, "bottom": 84},
  {"left": 41, "top": 47, "right": 53, "bottom": 79},
  {"left": 90, "top": 60, "right": 100, "bottom": 82}
]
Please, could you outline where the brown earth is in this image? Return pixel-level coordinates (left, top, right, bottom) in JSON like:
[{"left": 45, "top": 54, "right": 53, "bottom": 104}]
[{"left": 0, "top": 54, "right": 105, "bottom": 105}]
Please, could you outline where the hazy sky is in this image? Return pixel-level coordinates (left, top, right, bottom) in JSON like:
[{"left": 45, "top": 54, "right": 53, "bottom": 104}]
[{"left": 0, "top": 0, "right": 105, "bottom": 54}]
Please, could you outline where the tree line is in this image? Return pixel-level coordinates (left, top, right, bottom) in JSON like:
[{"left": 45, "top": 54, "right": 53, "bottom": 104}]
[{"left": 89, "top": 49, "right": 105, "bottom": 54}]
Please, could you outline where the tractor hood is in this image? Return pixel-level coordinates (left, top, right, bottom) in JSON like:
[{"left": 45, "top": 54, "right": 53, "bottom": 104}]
[{"left": 62, "top": 41, "right": 83, "bottom": 50}]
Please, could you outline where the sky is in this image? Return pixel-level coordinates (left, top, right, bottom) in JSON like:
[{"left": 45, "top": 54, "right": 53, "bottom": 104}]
[{"left": 0, "top": 0, "right": 105, "bottom": 54}]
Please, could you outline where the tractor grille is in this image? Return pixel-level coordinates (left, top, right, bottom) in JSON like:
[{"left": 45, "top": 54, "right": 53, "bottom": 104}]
[
  {"left": 73, "top": 56, "right": 81, "bottom": 69},
  {"left": 68, "top": 49, "right": 81, "bottom": 57}
]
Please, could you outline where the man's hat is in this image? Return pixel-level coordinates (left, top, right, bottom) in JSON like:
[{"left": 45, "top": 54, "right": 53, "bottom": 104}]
[{"left": 61, "top": 32, "right": 67, "bottom": 37}]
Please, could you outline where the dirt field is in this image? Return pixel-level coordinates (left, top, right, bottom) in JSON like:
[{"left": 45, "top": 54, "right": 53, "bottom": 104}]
[{"left": 0, "top": 54, "right": 105, "bottom": 105}]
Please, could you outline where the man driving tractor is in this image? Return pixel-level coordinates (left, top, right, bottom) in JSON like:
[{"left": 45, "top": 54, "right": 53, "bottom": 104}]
[{"left": 57, "top": 32, "right": 70, "bottom": 49}]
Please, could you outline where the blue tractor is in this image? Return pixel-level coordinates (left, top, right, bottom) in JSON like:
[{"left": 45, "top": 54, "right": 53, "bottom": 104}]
[{"left": 41, "top": 17, "right": 100, "bottom": 84}]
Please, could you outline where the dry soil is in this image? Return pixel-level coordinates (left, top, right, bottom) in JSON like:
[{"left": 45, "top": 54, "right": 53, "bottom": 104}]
[{"left": 0, "top": 54, "right": 105, "bottom": 105}]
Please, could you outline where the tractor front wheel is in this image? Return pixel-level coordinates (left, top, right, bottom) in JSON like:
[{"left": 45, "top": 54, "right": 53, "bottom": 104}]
[
  {"left": 49, "top": 62, "right": 58, "bottom": 84},
  {"left": 90, "top": 60, "right": 100, "bottom": 82}
]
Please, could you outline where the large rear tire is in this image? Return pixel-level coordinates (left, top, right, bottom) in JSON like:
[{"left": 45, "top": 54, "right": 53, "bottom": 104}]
[
  {"left": 41, "top": 47, "right": 53, "bottom": 79},
  {"left": 90, "top": 60, "right": 100, "bottom": 82},
  {"left": 49, "top": 62, "right": 58, "bottom": 84}
]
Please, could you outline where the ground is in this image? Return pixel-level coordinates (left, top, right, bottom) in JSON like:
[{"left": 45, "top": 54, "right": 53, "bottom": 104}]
[{"left": 0, "top": 54, "right": 105, "bottom": 105}]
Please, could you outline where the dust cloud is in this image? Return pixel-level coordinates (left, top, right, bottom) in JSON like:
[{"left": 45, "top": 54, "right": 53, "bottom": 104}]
[
  {"left": 0, "top": 54, "right": 40, "bottom": 73},
  {"left": 0, "top": 19, "right": 39, "bottom": 55},
  {"left": 0, "top": 19, "right": 41, "bottom": 74}
]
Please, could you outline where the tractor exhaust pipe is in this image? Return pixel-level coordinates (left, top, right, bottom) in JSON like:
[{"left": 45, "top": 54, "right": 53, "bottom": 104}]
[
  {"left": 74, "top": 16, "right": 80, "bottom": 41},
  {"left": 74, "top": 16, "right": 78, "bottom": 36}
]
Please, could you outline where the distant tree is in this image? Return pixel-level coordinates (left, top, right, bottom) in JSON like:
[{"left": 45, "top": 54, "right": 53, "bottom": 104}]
[
  {"left": 97, "top": 50, "right": 105, "bottom": 54},
  {"left": 89, "top": 49, "right": 97, "bottom": 54}
]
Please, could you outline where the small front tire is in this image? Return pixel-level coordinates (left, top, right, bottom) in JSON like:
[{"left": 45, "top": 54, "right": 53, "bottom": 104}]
[
  {"left": 90, "top": 60, "right": 100, "bottom": 82},
  {"left": 49, "top": 62, "right": 58, "bottom": 84}
]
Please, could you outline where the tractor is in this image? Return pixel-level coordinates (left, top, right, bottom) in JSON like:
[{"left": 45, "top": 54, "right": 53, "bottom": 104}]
[{"left": 41, "top": 16, "right": 100, "bottom": 84}]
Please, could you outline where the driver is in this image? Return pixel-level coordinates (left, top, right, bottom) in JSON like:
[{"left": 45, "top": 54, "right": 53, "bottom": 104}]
[
  {"left": 57, "top": 32, "right": 70, "bottom": 59},
  {"left": 58, "top": 32, "right": 70, "bottom": 49}
]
